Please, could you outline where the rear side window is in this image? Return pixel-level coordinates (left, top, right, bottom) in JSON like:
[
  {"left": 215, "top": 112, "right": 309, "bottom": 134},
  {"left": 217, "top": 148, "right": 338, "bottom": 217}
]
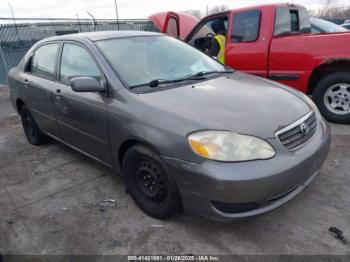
[
  {"left": 30, "top": 44, "right": 59, "bottom": 80},
  {"left": 231, "top": 10, "right": 261, "bottom": 43},
  {"left": 274, "top": 8, "right": 311, "bottom": 36},
  {"left": 60, "top": 43, "right": 102, "bottom": 84}
]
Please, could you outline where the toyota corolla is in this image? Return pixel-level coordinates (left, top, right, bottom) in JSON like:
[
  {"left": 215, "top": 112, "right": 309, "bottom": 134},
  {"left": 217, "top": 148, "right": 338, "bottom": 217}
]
[{"left": 7, "top": 31, "right": 331, "bottom": 221}]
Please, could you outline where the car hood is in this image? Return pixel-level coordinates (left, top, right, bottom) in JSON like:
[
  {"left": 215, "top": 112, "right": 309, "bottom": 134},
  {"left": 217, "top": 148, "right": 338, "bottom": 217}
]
[{"left": 138, "top": 72, "right": 312, "bottom": 139}]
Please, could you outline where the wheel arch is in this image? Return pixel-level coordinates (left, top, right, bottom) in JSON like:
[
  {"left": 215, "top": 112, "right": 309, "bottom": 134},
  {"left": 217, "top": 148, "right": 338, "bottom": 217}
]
[
  {"left": 16, "top": 98, "right": 25, "bottom": 113},
  {"left": 118, "top": 138, "right": 162, "bottom": 173},
  {"left": 308, "top": 59, "right": 350, "bottom": 95}
]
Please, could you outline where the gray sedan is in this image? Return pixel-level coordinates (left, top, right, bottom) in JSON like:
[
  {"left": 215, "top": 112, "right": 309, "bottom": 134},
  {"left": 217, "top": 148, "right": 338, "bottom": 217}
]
[{"left": 7, "top": 31, "right": 331, "bottom": 221}]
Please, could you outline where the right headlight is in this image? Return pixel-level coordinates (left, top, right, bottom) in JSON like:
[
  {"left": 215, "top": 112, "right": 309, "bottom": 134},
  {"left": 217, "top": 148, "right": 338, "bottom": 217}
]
[{"left": 188, "top": 131, "right": 275, "bottom": 162}]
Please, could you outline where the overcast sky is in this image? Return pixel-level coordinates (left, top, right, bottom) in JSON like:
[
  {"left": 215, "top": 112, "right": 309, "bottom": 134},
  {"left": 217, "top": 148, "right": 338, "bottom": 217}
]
[{"left": 0, "top": 0, "right": 349, "bottom": 20}]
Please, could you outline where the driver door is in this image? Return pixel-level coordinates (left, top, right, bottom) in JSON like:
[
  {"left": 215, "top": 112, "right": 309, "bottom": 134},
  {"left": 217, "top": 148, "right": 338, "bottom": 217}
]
[
  {"left": 225, "top": 9, "right": 271, "bottom": 77},
  {"left": 186, "top": 15, "right": 229, "bottom": 54},
  {"left": 53, "top": 42, "right": 113, "bottom": 166}
]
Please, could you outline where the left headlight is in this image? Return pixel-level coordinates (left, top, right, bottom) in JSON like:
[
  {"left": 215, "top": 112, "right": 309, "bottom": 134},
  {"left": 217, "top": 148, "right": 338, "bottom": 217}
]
[{"left": 188, "top": 131, "right": 275, "bottom": 162}]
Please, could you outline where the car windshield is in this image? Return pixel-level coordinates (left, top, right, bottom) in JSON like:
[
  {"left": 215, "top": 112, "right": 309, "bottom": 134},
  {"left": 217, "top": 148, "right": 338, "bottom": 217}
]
[
  {"left": 311, "top": 18, "right": 348, "bottom": 33},
  {"left": 95, "top": 35, "right": 227, "bottom": 88}
]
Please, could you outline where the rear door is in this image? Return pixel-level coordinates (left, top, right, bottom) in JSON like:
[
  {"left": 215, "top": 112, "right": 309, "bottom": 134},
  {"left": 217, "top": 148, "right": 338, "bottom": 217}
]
[
  {"left": 225, "top": 7, "right": 272, "bottom": 77},
  {"left": 53, "top": 42, "right": 113, "bottom": 166},
  {"left": 22, "top": 43, "right": 60, "bottom": 137}
]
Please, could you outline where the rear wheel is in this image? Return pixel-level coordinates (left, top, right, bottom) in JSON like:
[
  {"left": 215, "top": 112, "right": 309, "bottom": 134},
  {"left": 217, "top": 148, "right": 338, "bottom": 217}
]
[
  {"left": 20, "top": 105, "right": 50, "bottom": 145},
  {"left": 122, "top": 145, "right": 182, "bottom": 219},
  {"left": 313, "top": 72, "right": 350, "bottom": 124}
]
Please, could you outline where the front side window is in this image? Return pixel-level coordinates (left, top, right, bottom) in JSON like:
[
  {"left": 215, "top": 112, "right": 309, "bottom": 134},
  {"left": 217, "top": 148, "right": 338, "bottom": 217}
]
[
  {"left": 96, "top": 36, "right": 226, "bottom": 88},
  {"left": 60, "top": 43, "right": 102, "bottom": 84},
  {"left": 274, "top": 8, "right": 311, "bottom": 36},
  {"left": 231, "top": 10, "right": 261, "bottom": 43},
  {"left": 31, "top": 44, "right": 59, "bottom": 80}
]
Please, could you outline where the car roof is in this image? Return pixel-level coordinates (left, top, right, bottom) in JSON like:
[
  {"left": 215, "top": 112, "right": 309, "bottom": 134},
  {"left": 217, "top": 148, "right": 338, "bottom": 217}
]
[{"left": 40, "top": 30, "right": 163, "bottom": 43}]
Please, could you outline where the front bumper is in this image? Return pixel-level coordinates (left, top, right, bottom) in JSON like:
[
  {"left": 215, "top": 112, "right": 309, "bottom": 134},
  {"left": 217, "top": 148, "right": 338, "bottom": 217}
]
[{"left": 162, "top": 118, "right": 331, "bottom": 221}]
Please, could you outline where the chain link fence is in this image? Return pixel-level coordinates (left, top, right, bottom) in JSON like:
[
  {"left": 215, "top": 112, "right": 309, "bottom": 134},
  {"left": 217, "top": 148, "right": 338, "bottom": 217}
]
[{"left": 0, "top": 19, "right": 158, "bottom": 84}]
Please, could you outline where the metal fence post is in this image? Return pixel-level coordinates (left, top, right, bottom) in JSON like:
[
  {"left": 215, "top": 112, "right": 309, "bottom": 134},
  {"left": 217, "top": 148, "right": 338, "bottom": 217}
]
[{"left": 0, "top": 44, "right": 9, "bottom": 84}]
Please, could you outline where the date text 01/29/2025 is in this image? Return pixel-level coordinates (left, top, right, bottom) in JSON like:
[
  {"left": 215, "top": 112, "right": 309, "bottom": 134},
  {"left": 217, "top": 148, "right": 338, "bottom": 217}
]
[{"left": 127, "top": 255, "right": 220, "bottom": 261}]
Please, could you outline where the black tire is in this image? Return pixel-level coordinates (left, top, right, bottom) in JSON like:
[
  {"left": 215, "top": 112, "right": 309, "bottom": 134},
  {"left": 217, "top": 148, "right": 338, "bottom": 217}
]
[
  {"left": 20, "top": 105, "right": 50, "bottom": 145},
  {"left": 122, "top": 145, "right": 182, "bottom": 219},
  {"left": 313, "top": 72, "right": 350, "bottom": 124}
]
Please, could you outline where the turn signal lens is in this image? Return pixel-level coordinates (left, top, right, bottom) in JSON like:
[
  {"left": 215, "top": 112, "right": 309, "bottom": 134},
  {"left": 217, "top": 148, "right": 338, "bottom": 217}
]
[{"left": 189, "top": 140, "right": 209, "bottom": 158}]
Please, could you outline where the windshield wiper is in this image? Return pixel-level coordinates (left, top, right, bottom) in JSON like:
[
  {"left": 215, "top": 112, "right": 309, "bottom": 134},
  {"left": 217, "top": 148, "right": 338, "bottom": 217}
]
[
  {"left": 182, "top": 70, "right": 233, "bottom": 80},
  {"left": 129, "top": 70, "right": 234, "bottom": 89},
  {"left": 129, "top": 76, "right": 206, "bottom": 89}
]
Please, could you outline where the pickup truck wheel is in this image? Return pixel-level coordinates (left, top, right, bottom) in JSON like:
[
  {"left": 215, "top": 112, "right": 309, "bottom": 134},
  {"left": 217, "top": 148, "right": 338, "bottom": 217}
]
[
  {"left": 20, "top": 105, "right": 50, "bottom": 145},
  {"left": 313, "top": 72, "right": 350, "bottom": 124},
  {"left": 122, "top": 145, "right": 182, "bottom": 219}
]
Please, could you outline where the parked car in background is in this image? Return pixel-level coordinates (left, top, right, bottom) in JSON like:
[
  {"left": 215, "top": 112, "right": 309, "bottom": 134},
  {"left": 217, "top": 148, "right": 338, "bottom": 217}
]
[
  {"left": 341, "top": 23, "right": 350, "bottom": 30},
  {"left": 7, "top": 31, "right": 331, "bottom": 221},
  {"left": 311, "top": 18, "right": 349, "bottom": 34},
  {"left": 151, "top": 3, "right": 350, "bottom": 124}
]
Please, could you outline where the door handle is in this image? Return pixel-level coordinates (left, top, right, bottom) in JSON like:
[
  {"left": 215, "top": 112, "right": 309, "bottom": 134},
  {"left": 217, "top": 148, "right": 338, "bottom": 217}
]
[
  {"left": 23, "top": 79, "right": 29, "bottom": 87},
  {"left": 55, "top": 89, "right": 62, "bottom": 99}
]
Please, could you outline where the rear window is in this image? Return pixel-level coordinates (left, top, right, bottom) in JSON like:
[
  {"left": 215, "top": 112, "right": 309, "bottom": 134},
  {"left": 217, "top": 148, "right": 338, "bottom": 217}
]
[
  {"left": 274, "top": 8, "right": 311, "bottom": 36},
  {"left": 231, "top": 10, "right": 261, "bottom": 43}
]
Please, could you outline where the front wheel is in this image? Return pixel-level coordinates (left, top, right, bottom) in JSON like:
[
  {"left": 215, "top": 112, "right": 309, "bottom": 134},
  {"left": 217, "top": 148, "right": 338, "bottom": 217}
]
[
  {"left": 122, "top": 145, "right": 182, "bottom": 219},
  {"left": 313, "top": 72, "right": 350, "bottom": 124}
]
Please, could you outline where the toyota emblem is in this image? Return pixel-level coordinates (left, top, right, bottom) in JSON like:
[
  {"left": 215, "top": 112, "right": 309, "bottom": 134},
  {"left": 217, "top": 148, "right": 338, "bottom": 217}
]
[{"left": 300, "top": 122, "right": 310, "bottom": 135}]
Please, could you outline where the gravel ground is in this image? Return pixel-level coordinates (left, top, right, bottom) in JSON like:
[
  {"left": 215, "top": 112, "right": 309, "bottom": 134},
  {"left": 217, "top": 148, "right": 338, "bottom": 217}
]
[
  {"left": 0, "top": 87, "right": 15, "bottom": 119},
  {"left": 0, "top": 114, "right": 349, "bottom": 255},
  {"left": 0, "top": 85, "right": 9, "bottom": 102}
]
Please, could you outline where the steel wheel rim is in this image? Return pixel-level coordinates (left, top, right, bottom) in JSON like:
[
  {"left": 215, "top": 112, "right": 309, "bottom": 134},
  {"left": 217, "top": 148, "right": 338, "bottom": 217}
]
[
  {"left": 323, "top": 83, "right": 350, "bottom": 115},
  {"left": 135, "top": 160, "right": 168, "bottom": 204}
]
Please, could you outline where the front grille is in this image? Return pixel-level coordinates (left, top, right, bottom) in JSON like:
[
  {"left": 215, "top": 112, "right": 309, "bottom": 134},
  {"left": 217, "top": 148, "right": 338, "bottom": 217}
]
[{"left": 277, "top": 112, "right": 317, "bottom": 151}]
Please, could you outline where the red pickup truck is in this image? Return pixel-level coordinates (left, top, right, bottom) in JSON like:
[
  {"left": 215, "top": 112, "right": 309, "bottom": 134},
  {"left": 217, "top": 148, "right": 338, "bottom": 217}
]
[{"left": 150, "top": 3, "right": 350, "bottom": 124}]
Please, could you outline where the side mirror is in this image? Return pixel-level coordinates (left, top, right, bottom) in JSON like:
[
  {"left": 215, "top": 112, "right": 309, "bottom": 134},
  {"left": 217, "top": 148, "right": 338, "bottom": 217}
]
[{"left": 71, "top": 77, "right": 105, "bottom": 93}]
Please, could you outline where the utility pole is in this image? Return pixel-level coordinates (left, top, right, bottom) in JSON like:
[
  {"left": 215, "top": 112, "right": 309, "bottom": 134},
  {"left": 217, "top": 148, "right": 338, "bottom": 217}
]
[
  {"left": 206, "top": 5, "right": 209, "bottom": 16},
  {"left": 8, "top": 3, "right": 20, "bottom": 41},
  {"left": 114, "top": 0, "right": 120, "bottom": 30},
  {"left": 86, "top": 11, "right": 96, "bottom": 31}
]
